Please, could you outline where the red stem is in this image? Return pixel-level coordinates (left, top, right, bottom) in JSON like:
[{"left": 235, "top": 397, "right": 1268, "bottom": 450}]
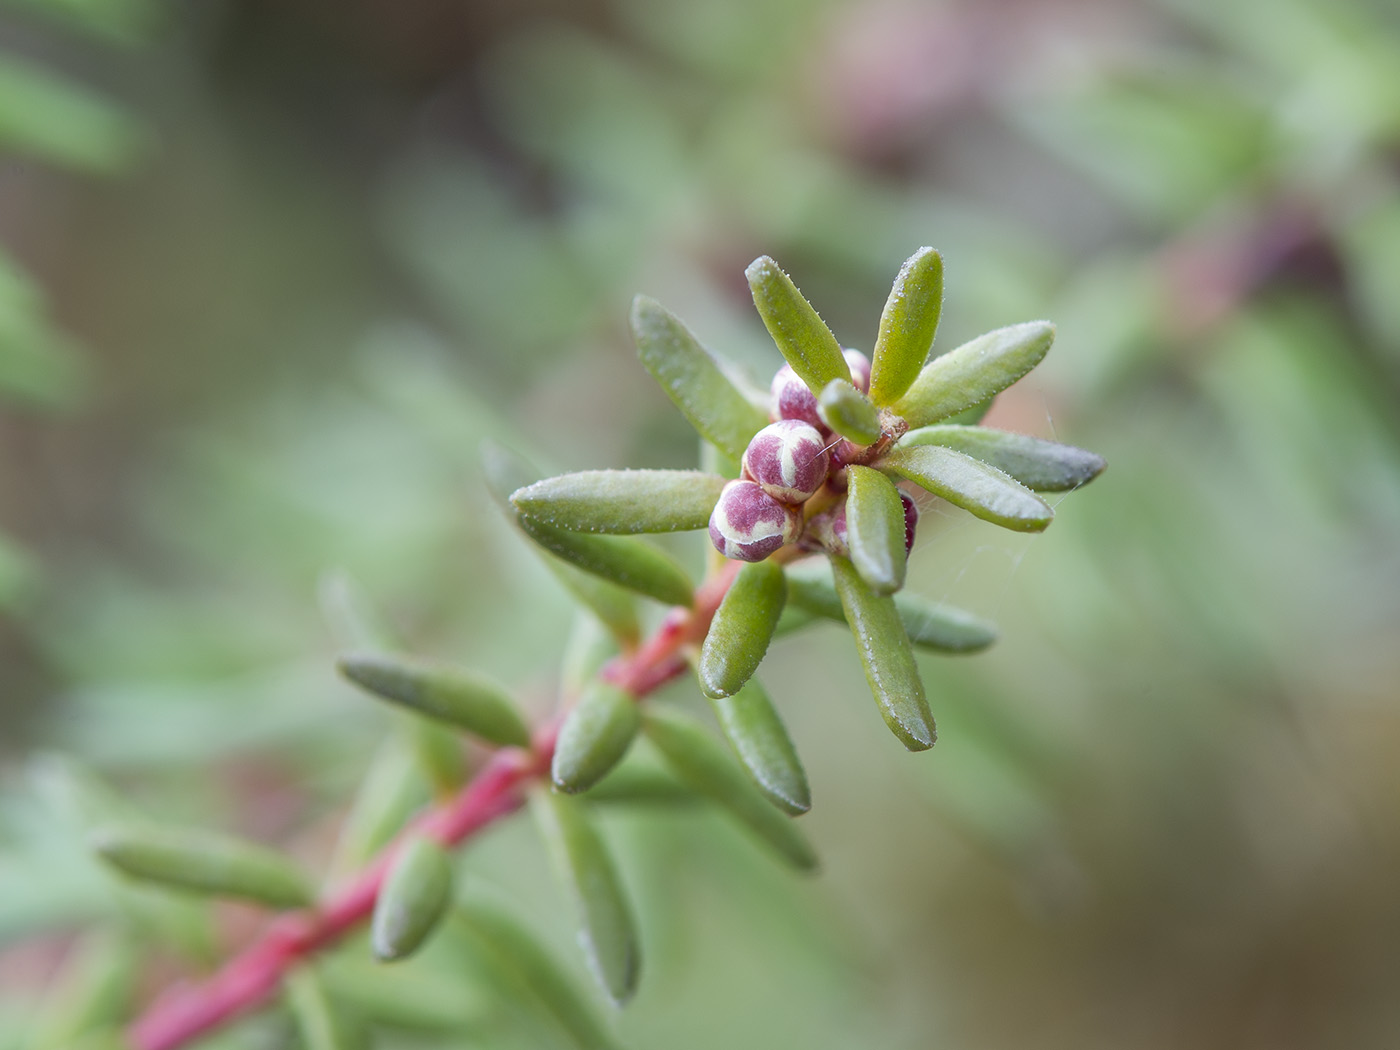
[{"left": 127, "top": 560, "right": 742, "bottom": 1050}]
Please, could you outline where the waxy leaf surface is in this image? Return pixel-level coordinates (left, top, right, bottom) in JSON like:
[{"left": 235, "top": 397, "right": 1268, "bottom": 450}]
[
  {"left": 882, "top": 444, "right": 1053, "bottom": 532},
  {"left": 785, "top": 565, "right": 997, "bottom": 652},
  {"left": 530, "top": 789, "right": 640, "bottom": 1005},
  {"left": 512, "top": 470, "right": 726, "bottom": 534},
  {"left": 371, "top": 837, "right": 453, "bottom": 962},
  {"left": 642, "top": 706, "right": 817, "bottom": 870},
  {"left": 869, "top": 247, "right": 943, "bottom": 406},
  {"left": 818, "top": 379, "right": 882, "bottom": 445},
  {"left": 92, "top": 825, "right": 313, "bottom": 909},
  {"left": 900, "top": 425, "right": 1106, "bottom": 491},
  {"left": 452, "top": 901, "right": 619, "bottom": 1050},
  {"left": 828, "top": 555, "right": 936, "bottom": 751},
  {"left": 517, "top": 516, "right": 694, "bottom": 606},
  {"left": 698, "top": 559, "right": 786, "bottom": 699},
  {"left": 893, "top": 321, "right": 1054, "bottom": 427},
  {"left": 745, "top": 256, "right": 850, "bottom": 392},
  {"left": 708, "top": 678, "right": 810, "bottom": 815},
  {"left": 338, "top": 653, "right": 531, "bottom": 748},
  {"left": 632, "top": 295, "right": 769, "bottom": 459},
  {"left": 552, "top": 681, "right": 640, "bottom": 794},
  {"left": 845, "top": 466, "right": 907, "bottom": 594}
]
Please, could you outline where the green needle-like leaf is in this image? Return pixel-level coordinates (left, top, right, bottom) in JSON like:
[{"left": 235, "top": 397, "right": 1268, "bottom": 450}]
[
  {"left": 899, "top": 425, "right": 1107, "bottom": 491},
  {"left": 631, "top": 295, "right": 770, "bottom": 460},
  {"left": 642, "top": 707, "right": 817, "bottom": 870},
  {"left": 512, "top": 469, "right": 726, "bottom": 533},
  {"left": 530, "top": 789, "right": 640, "bottom": 1005},
  {"left": 697, "top": 559, "right": 786, "bottom": 699},
  {"left": 552, "top": 681, "right": 640, "bottom": 794},
  {"left": 828, "top": 555, "right": 936, "bottom": 751},
  {"left": 371, "top": 837, "right": 454, "bottom": 963},
  {"left": 517, "top": 516, "right": 695, "bottom": 607},
  {"left": 785, "top": 565, "right": 997, "bottom": 652},
  {"left": 869, "top": 247, "right": 943, "bottom": 406},
  {"left": 482, "top": 442, "right": 642, "bottom": 645},
  {"left": 845, "top": 466, "right": 907, "bottom": 594},
  {"left": 817, "top": 379, "right": 883, "bottom": 445},
  {"left": 452, "top": 901, "right": 620, "bottom": 1050},
  {"left": 881, "top": 444, "right": 1054, "bottom": 532},
  {"left": 286, "top": 967, "right": 367, "bottom": 1050},
  {"left": 892, "top": 320, "right": 1054, "bottom": 428},
  {"left": 745, "top": 255, "right": 850, "bottom": 392},
  {"left": 337, "top": 654, "right": 532, "bottom": 748},
  {"left": 708, "top": 678, "right": 810, "bottom": 816},
  {"left": 91, "top": 825, "right": 313, "bottom": 909}
]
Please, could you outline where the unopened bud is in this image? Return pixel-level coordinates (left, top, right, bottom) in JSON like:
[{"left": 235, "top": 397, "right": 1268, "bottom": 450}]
[
  {"left": 843, "top": 349, "right": 871, "bottom": 393},
  {"left": 741, "top": 420, "right": 830, "bottom": 504},
  {"left": 900, "top": 490, "right": 919, "bottom": 555},
  {"left": 769, "top": 364, "right": 824, "bottom": 429},
  {"left": 709, "top": 480, "right": 802, "bottom": 562}
]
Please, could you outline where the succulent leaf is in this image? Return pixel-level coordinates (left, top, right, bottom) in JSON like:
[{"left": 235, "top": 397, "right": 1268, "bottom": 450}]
[
  {"left": 900, "top": 425, "right": 1107, "bottom": 491},
  {"left": 707, "top": 678, "right": 810, "bottom": 815},
  {"left": 529, "top": 789, "right": 640, "bottom": 1005},
  {"left": 869, "top": 247, "right": 944, "bottom": 406},
  {"left": 881, "top": 444, "right": 1054, "bottom": 532},
  {"left": 745, "top": 256, "right": 850, "bottom": 392},
  {"left": 817, "top": 379, "right": 883, "bottom": 445},
  {"left": 552, "top": 681, "right": 640, "bottom": 794},
  {"left": 631, "top": 295, "right": 770, "bottom": 460},
  {"left": 337, "top": 653, "right": 532, "bottom": 748},
  {"left": 845, "top": 466, "right": 908, "bottom": 595},
  {"left": 511, "top": 469, "right": 726, "bottom": 534},
  {"left": 285, "top": 967, "right": 367, "bottom": 1050},
  {"left": 517, "top": 516, "right": 695, "bottom": 606},
  {"left": 892, "top": 320, "right": 1054, "bottom": 428},
  {"left": 698, "top": 559, "right": 786, "bottom": 698},
  {"left": 371, "top": 837, "right": 453, "bottom": 962},
  {"left": 828, "top": 554, "right": 936, "bottom": 751},
  {"left": 642, "top": 706, "right": 817, "bottom": 870},
  {"left": 91, "top": 825, "right": 313, "bottom": 909}
]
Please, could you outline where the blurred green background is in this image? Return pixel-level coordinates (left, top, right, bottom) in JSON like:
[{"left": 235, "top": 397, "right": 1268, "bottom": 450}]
[{"left": 3, "top": 0, "right": 1400, "bottom": 1047}]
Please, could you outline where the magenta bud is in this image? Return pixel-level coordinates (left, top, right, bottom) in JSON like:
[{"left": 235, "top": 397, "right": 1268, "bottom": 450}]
[
  {"left": 843, "top": 349, "right": 871, "bottom": 393},
  {"left": 900, "top": 490, "right": 919, "bottom": 555},
  {"left": 769, "top": 365, "right": 825, "bottom": 429},
  {"left": 709, "top": 480, "right": 802, "bottom": 562},
  {"left": 741, "top": 420, "right": 831, "bottom": 505}
]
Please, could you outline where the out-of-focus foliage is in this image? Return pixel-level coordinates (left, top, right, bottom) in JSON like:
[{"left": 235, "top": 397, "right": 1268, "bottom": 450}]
[{"left": 3, "top": 0, "right": 1400, "bottom": 1047}]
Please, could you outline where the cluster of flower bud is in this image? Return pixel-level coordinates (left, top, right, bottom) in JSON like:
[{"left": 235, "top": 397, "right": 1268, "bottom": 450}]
[{"left": 709, "top": 351, "right": 917, "bottom": 562}]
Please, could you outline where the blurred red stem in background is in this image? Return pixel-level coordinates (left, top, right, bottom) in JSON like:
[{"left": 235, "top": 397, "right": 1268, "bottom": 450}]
[{"left": 127, "top": 559, "right": 742, "bottom": 1050}]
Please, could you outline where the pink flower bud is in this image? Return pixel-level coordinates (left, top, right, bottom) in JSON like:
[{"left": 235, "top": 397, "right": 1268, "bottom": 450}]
[
  {"left": 769, "top": 364, "right": 824, "bottom": 429},
  {"left": 741, "top": 420, "right": 831, "bottom": 505},
  {"left": 843, "top": 349, "right": 871, "bottom": 393},
  {"left": 900, "top": 489, "right": 918, "bottom": 555},
  {"left": 709, "top": 480, "right": 802, "bottom": 562}
]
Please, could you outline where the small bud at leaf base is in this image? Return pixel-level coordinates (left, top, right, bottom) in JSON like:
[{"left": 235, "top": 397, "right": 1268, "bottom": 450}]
[
  {"left": 552, "top": 681, "right": 640, "bottom": 794},
  {"left": 372, "top": 837, "right": 453, "bottom": 962},
  {"left": 842, "top": 349, "right": 871, "bottom": 393},
  {"left": 709, "top": 480, "right": 801, "bottom": 562},
  {"left": 769, "top": 364, "right": 824, "bottom": 429},
  {"left": 740, "top": 420, "right": 831, "bottom": 504},
  {"left": 901, "top": 490, "right": 919, "bottom": 555}
]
